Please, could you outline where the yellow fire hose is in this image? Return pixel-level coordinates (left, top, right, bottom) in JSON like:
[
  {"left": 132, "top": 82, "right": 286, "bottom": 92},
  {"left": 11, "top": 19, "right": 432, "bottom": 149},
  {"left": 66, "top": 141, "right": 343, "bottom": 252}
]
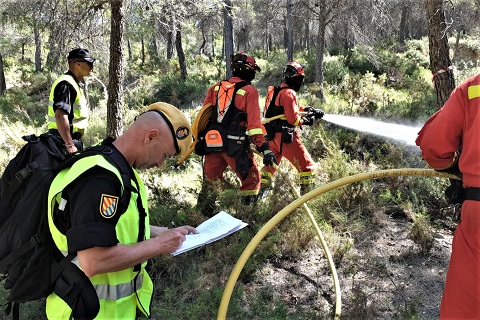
[
  {"left": 252, "top": 149, "right": 342, "bottom": 318},
  {"left": 217, "top": 168, "right": 459, "bottom": 320}
]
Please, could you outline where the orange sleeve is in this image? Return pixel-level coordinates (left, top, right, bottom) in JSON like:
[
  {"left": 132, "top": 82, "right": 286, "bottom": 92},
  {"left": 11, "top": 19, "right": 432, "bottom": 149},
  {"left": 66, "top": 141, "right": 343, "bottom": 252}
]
[{"left": 416, "top": 84, "right": 465, "bottom": 170}]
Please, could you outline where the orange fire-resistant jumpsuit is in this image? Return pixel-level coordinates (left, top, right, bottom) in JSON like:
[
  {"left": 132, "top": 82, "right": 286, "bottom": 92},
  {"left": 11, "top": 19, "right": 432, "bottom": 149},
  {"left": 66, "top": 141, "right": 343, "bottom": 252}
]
[
  {"left": 260, "top": 83, "right": 316, "bottom": 191},
  {"left": 416, "top": 73, "right": 480, "bottom": 318},
  {"left": 202, "top": 76, "right": 266, "bottom": 196}
]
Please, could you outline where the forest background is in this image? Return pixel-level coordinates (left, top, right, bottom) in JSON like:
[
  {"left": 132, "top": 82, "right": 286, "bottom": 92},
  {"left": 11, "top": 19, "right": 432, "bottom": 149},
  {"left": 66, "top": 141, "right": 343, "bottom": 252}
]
[{"left": 0, "top": 0, "right": 479, "bottom": 319}]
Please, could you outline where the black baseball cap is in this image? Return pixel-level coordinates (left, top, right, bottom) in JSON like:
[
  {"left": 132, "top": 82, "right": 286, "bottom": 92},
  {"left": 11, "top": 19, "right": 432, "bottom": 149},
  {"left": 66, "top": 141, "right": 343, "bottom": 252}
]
[{"left": 67, "top": 48, "right": 96, "bottom": 63}]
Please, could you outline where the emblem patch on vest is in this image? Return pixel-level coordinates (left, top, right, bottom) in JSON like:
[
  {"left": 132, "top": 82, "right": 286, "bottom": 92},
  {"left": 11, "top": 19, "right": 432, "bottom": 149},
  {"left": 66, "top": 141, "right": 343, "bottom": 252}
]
[{"left": 100, "top": 194, "right": 119, "bottom": 219}]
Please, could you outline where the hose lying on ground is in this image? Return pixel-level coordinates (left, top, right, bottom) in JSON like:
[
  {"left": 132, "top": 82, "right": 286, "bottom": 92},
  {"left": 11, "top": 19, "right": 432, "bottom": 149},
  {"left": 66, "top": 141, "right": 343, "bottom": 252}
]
[{"left": 217, "top": 168, "right": 459, "bottom": 320}]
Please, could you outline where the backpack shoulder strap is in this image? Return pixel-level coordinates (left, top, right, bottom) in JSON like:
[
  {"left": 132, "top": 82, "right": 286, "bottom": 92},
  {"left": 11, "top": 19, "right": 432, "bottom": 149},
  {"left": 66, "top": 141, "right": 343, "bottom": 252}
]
[
  {"left": 265, "top": 86, "right": 288, "bottom": 118},
  {"left": 234, "top": 80, "right": 248, "bottom": 91},
  {"left": 56, "top": 142, "right": 132, "bottom": 216}
]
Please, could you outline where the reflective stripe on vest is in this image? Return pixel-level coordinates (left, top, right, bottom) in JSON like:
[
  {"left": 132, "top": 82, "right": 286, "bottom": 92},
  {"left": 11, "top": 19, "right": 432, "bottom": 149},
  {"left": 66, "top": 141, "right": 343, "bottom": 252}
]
[
  {"left": 95, "top": 273, "right": 144, "bottom": 300},
  {"left": 58, "top": 251, "right": 143, "bottom": 301},
  {"left": 48, "top": 74, "right": 89, "bottom": 135}
]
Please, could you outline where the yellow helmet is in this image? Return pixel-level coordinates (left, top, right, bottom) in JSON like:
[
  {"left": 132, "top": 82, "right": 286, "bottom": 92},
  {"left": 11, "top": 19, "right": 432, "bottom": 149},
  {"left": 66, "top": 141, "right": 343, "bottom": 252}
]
[{"left": 146, "top": 102, "right": 192, "bottom": 158}]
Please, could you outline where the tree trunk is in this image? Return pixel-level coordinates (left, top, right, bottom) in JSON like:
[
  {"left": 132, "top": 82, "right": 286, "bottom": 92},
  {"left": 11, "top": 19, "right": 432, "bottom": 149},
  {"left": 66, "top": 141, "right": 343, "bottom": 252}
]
[
  {"left": 107, "top": 0, "right": 125, "bottom": 139},
  {"left": 45, "top": 23, "right": 67, "bottom": 72},
  {"left": 265, "top": 21, "right": 269, "bottom": 58},
  {"left": 223, "top": 0, "right": 234, "bottom": 79},
  {"left": 198, "top": 30, "right": 206, "bottom": 55},
  {"left": 141, "top": 37, "right": 145, "bottom": 65},
  {"left": 176, "top": 23, "right": 187, "bottom": 80},
  {"left": 211, "top": 30, "right": 215, "bottom": 57},
  {"left": 305, "top": 21, "right": 310, "bottom": 55},
  {"left": 268, "top": 34, "right": 272, "bottom": 53},
  {"left": 167, "top": 18, "right": 174, "bottom": 60},
  {"left": 398, "top": 3, "right": 408, "bottom": 47},
  {"left": 33, "top": 19, "right": 42, "bottom": 72},
  {"left": 286, "top": 0, "right": 293, "bottom": 61},
  {"left": 425, "top": 0, "right": 455, "bottom": 108},
  {"left": 148, "top": 16, "right": 159, "bottom": 63},
  {"left": 0, "top": 53, "right": 6, "bottom": 96},
  {"left": 315, "top": 12, "right": 326, "bottom": 101},
  {"left": 127, "top": 38, "right": 132, "bottom": 61}
]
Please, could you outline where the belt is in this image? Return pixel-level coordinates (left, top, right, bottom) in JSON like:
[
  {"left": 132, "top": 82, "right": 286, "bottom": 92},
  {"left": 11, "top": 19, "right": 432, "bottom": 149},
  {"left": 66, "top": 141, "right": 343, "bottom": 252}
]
[{"left": 464, "top": 187, "right": 480, "bottom": 201}]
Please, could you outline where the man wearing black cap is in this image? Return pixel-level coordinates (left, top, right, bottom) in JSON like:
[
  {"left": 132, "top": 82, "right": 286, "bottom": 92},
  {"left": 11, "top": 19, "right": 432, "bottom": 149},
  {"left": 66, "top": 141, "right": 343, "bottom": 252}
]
[{"left": 47, "top": 48, "right": 96, "bottom": 154}]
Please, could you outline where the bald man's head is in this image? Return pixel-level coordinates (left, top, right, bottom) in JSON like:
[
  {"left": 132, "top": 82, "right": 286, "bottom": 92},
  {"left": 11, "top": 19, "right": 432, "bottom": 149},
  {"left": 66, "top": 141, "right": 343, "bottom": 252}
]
[{"left": 114, "top": 111, "right": 177, "bottom": 170}]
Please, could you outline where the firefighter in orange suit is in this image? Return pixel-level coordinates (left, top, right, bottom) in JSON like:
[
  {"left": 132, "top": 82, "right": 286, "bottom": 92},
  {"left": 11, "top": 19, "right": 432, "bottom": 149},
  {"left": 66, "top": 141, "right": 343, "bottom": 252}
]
[
  {"left": 196, "top": 52, "right": 277, "bottom": 215},
  {"left": 260, "top": 61, "right": 323, "bottom": 195},
  {"left": 416, "top": 73, "right": 480, "bottom": 318}
]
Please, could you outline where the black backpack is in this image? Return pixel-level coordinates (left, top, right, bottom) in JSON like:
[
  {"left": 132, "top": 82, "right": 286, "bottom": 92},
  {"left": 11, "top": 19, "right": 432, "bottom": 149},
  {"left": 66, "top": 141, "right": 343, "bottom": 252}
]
[
  {"left": 0, "top": 133, "right": 132, "bottom": 319},
  {"left": 263, "top": 86, "right": 289, "bottom": 141}
]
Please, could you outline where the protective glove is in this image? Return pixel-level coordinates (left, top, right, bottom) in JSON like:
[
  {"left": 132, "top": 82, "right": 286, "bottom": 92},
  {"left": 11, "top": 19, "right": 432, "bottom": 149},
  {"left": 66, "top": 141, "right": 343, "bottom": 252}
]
[
  {"left": 236, "top": 156, "right": 249, "bottom": 180},
  {"left": 304, "top": 107, "right": 324, "bottom": 119},
  {"left": 313, "top": 108, "right": 324, "bottom": 119},
  {"left": 445, "top": 178, "right": 465, "bottom": 205},
  {"left": 262, "top": 149, "right": 277, "bottom": 166},
  {"left": 301, "top": 116, "right": 315, "bottom": 126}
]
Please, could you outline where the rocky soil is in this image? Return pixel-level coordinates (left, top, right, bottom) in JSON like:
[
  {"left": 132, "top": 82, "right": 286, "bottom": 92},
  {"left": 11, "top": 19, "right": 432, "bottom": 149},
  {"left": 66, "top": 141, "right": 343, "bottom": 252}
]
[{"left": 245, "top": 211, "right": 453, "bottom": 319}]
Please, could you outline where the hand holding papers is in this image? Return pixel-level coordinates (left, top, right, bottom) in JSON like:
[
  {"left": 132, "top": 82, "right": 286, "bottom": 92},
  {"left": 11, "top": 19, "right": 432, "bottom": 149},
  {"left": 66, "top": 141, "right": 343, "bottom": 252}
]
[{"left": 172, "top": 211, "right": 248, "bottom": 256}]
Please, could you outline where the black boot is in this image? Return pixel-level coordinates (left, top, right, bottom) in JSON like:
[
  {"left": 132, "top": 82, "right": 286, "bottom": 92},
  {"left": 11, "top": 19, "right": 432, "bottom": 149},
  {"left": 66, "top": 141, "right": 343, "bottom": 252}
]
[{"left": 241, "top": 195, "right": 258, "bottom": 205}]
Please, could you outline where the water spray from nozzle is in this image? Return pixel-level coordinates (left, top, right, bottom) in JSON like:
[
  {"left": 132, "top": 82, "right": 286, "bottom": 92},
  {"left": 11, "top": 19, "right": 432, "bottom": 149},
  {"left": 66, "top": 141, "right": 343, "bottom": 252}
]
[{"left": 321, "top": 114, "right": 421, "bottom": 146}]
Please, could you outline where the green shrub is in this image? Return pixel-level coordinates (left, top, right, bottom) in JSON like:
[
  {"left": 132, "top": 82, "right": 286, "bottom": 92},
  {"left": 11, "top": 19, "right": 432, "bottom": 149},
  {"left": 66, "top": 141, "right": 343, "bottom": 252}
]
[
  {"left": 324, "top": 55, "right": 349, "bottom": 87},
  {"left": 408, "top": 212, "right": 435, "bottom": 254},
  {"left": 345, "top": 46, "right": 380, "bottom": 75},
  {"left": 152, "top": 76, "right": 206, "bottom": 107}
]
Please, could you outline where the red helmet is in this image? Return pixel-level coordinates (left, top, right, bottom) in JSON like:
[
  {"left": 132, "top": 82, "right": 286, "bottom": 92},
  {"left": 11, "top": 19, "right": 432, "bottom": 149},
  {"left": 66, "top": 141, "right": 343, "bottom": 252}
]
[
  {"left": 231, "top": 52, "right": 261, "bottom": 72},
  {"left": 283, "top": 61, "right": 305, "bottom": 78}
]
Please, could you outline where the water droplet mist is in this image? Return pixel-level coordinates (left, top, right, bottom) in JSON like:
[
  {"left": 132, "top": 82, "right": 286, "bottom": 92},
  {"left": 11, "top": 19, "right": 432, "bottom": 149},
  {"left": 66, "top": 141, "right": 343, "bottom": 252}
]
[{"left": 322, "top": 114, "right": 421, "bottom": 146}]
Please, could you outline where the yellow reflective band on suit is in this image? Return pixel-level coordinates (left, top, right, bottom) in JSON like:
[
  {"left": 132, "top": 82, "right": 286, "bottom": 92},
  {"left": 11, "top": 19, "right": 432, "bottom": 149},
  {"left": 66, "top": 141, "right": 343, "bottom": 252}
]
[
  {"left": 240, "top": 189, "right": 259, "bottom": 196},
  {"left": 247, "top": 128, "right": 263, "bottom": 136},
  {"left": 299, "top": 171, "right": 316, "bottom": 185},
  {"left": 468, "top": 85, "right": 480, "bottom": 100}
]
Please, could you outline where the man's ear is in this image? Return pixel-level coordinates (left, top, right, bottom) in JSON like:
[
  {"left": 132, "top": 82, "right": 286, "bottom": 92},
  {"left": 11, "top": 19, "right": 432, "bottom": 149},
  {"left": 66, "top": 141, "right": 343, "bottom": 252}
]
[{"left": 145, "top": 128, "right": 160, "bottom": 143}]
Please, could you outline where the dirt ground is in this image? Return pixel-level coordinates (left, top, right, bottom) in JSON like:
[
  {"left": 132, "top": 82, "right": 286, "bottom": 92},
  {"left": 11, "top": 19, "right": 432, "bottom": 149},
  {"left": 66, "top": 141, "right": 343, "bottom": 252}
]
[{"left": 246, "top": 210, "right": 454, "bottom": 319}]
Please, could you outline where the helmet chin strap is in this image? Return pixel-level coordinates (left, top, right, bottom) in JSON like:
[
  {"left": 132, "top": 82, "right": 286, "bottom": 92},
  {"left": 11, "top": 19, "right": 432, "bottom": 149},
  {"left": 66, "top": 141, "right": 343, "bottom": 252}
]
[{"left": 285, "top": 77, "right": 303, "bottom": 91}]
